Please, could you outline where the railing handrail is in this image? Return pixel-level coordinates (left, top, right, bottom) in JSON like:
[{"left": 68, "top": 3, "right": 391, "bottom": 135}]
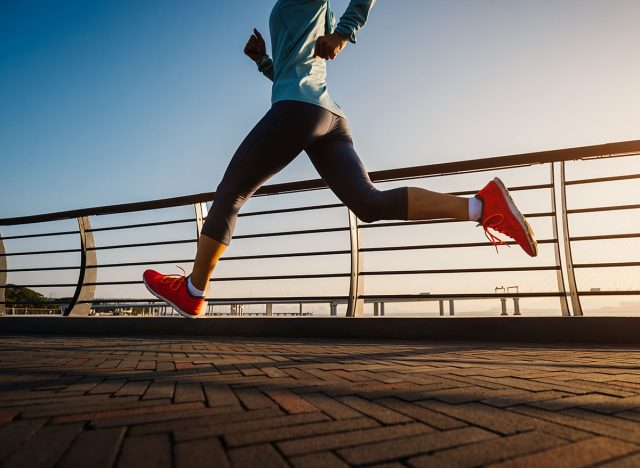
[{"left": 2, "top": 139, "right": 639, "bottom": 226}]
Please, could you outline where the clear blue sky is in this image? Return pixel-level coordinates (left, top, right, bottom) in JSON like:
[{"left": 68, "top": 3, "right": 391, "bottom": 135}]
[{"left": 2, "top": 0, "right": 639, "bottom": 218}]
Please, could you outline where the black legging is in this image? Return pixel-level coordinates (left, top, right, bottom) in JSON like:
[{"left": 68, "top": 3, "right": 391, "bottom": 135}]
[{"left": 201, "top": 100, "right": 408, "bottom": 245}]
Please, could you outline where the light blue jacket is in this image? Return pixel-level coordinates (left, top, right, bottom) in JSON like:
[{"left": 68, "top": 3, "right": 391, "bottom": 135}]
[{"left": 256, "top": 0, "right": 376, "bottom": 118}]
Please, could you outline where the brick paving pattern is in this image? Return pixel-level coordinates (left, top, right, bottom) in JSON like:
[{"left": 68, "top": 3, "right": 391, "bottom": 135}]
[{"left": 0, "top": 336, "right": 639, "bottom": 467}]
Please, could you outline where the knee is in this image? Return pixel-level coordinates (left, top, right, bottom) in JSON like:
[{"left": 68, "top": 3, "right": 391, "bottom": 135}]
[
  {"left": 347, "top": 187, "right": 408, "bottom": 223},
  {"left": 214, "top": 180, "right": 248, "bottom": 211},
  {"left": 349, "top": 196, "right": 383, "bottom": 224}
]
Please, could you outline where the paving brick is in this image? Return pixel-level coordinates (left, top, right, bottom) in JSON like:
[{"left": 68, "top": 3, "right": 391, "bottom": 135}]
[
  {"left": 418, "top": 401, "right": 537, "bottom": 435},
  {"left": 2, "top": 423, "right": 83, "bottom": 468},
  {"left": 52, "top": 400, "right": 203, "bottom": 424},
  {"left": 291, "top": 451, "right": 349, "bottom": 468},
  {"left": 59, "top": 427, "right": 125, "bottom": 468},
  {"left": 88, "top": 378, "right": 127, "bottom": 395},
  {"left": 132, "top": 407, "right": 284, "bottom": 436},
  {"left": 117, "top": 434, "right": 172, "bottom": 468},
  {"left": 114, "top": 380, "right": 151, "bottom": 397},
  {"left": 408, "top": 430, "right": 564, "bottom": 467},
  {"left": 278, "top": 422, "right": 431, "bottom": 456},
  {"left": 299, "top": 392, "right": 363, "bottom": 419},
  {"left": 481, "top": 390, "right": 572, "bottom": 408},
  {"left": 337, "top": 396, "right": 411, "bottom": 424},
  {"left": 226, "top": 417, "right": 378, "bottom": 447},
  {"left": 510, "top": 405, "right": 640, "bottom": 444},
  {"left": 0, "top": 418, "right": 47, "bottom": 461},
  {"left": 174, "top": 381, "right": 204, "bottom": 403},
  {"left": 142, "top": 380, "right": 175, "bottom": 400},
  {"left": 175, "top": 411, "right": 329, "bottom": 442},
  {"left": 203, "top": 383, "right": 241, "bottom": 407},
  {"left": 236, "top": 387, "right": 278, "bottom": 409},
  {"left": 376, "top": 398, "right": 466, "bottom": 430},
  {"left": 339, "top": 426, "right": 496, "bottom": 465},
  {"left": 175, "top": 437, "right": 230, "bottom": 468},
  {"left": 228, "top": 443, "right": 289, "bottom": 468},
  {"left": 489, "top": 436, "right": 639, "bottom": 468},
  {"left": 597, "top": 452, "right": 640, "bottom": 468},
  {"left": 265, "top": 388, "right": 320, "bottom": 414}
]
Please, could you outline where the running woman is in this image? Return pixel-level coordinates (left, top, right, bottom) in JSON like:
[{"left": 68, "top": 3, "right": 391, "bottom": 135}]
[{"left": 143, "top": 0, "right": 538, "bottom": 318}]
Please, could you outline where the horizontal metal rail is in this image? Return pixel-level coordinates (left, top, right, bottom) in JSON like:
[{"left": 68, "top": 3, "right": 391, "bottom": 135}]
[{"left": 2, "top": 140, "right": 638, "bottom": 226}]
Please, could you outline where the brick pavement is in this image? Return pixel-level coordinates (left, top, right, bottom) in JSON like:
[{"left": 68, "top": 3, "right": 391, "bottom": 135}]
[{"left": 0, "top": 336, "right": 639, "bottom": 467}]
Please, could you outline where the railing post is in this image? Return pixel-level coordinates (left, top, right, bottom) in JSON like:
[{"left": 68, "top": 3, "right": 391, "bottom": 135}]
[
  {"left": 346, "top": 210, "right": 364, "bottom": 317},
  {"left": 439, "top": 300, "right": 444, "bottom": 316},
  {"left": 513, "top": 297, "right": 521, "bottom": 316},
  {"left": 551, "top": 163, "right": 571, "bottom": 316},
  {"left": 560, "top": 162, "right": 584, "bottom": 316},
  {"left": 64, "top": 216, "right": 97, "bottom": 316},
  {"left": 448, "top": 299, "right": 455, "bottom": 316},
  {"left": 0, "top": 230, "right": 6, "bottom": 316},
  {"left": 500, "top": 297, "right": 508, "bottom": 316},
  {"left": 194, "top": 202, "right": 209, "bottom": 239}
]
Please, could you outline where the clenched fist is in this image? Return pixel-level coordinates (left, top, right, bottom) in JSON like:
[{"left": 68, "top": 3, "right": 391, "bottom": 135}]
[
  {"left": 313, "top": 32, "right": 348, "bottom": 60},
  {"left": 244, "top": 28, "right": 266, "bottom": 61}
]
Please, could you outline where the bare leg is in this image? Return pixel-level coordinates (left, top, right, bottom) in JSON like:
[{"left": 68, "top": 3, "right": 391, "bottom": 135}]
[
  {"left": 407, "top": 187, "right": 470, "bottom": 221},
  {"left": 190, "top": 234, "right": 227, "bottom": 292}
]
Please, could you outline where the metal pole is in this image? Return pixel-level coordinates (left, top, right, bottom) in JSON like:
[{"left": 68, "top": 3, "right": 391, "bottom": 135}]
[
  {"left": 194, "top": 202, "right": 209, "bottom": 239},
  {"left": 346, "top": 210, "right": 364, "bottom": 317},
  {"left": 0, "top": 230, "right": 5, "bottom": 316},
  {"left": 513, "top": 297, "right": 521, "bottom": 316},
  {"left": 439, "top": 300, "right": 444, "bottom": 316},
  {"left": 560, "top": 162, "right": 584, "bottom": 316},
  {"left": 373, "top": 302, "right": 379, "bottom": 316},
  {"left": 380, "top": 302, "right": 385, "bottom": 316},
  {"left": 551, "top": 163, "right": 571, "bottom": 316},
  {"left": 500, "top": 298, "right": 508, "bottom": 316},
  {"left": 448, "top": 299, "right": 454, "bottom": 316},
  {"left": 64, "top": 216, "right": 97, "bottom": 316}
]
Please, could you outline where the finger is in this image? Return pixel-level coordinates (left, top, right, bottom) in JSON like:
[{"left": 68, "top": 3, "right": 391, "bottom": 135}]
[
  {"left": 254, "top": 28, "right": 264, "bottom": 41},
  {"left": 320, "top": 43, "right": 329, "bottom": 59}
]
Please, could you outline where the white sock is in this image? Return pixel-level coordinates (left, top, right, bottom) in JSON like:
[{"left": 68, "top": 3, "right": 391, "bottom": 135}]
[
  {"left": 468, "top": 196, "right": 483, "bottom": 222},
  {"left": 187, "top": 275, "right": 206, "bottom": 298}
]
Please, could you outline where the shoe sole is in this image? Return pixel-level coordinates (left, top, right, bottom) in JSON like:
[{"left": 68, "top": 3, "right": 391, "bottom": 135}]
[
  {"left": 492, "top": 177, "right": 538, "bottom": 257},
  {"left": 142, "top": 277, "right": 203, "bottom": 319}
]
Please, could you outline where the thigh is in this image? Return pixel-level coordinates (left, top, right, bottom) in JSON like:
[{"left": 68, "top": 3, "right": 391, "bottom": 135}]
[
  {"left": 305, "top": 131, "right": 378, "bottom": 206},
  {"left": 217, "top": 102, "right": 330, "bottom": 195}
]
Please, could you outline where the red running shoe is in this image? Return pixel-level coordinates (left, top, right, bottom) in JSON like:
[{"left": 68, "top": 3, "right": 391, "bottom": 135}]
[
  {"left": 475, "top": 177, "right": 538, "bottom": 257},
  {"left": 143, "top": 267, "right": 205, "bottom": 319}
]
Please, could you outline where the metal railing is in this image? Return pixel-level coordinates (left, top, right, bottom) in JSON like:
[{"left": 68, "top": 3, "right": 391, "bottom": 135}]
[{"left": 1, "top": 139, "right": 639, "bottom": 317}]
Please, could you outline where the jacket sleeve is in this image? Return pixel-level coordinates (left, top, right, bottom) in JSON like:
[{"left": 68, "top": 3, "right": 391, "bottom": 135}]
[
  {"left": 335, "top": 0, "right": 376, "bottom": 44},
  {"left": 255, "top": 55, "right": 274, "bottom": 82}
]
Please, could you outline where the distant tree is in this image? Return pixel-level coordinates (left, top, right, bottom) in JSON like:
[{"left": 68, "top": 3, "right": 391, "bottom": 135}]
[{"left": 5, "top": 285, "right": 51, "bottom": 308}]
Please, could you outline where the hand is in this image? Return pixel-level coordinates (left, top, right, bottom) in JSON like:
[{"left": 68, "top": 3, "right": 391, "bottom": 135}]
[
  {"left": 244, "top": 28, "right": 266, "bottom": 61},
  {"left": 313, "top": 32, "right": 348, "bottom": 60}
]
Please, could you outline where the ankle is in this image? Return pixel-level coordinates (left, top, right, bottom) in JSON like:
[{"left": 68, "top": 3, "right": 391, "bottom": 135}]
[
  {"left": 468, "top": 196, "right": 483, "bottom": 222},
  {"left": 186, "top": 275, "right": 206, "bottom": 298}
]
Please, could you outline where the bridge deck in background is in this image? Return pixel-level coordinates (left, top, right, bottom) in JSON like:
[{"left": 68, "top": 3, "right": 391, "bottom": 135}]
[{"left": 0, "top": 336, "right": 639, "bottom": 467}]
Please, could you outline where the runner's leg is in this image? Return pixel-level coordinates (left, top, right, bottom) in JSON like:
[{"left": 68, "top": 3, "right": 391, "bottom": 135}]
[{"left": 191, "top": 101, "right": 332, "bottom": 290}]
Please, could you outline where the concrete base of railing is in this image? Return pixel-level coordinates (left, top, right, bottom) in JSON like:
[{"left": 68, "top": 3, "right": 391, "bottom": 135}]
[{"left": 1, "top": 316, "right": 639, "bottom": 344}]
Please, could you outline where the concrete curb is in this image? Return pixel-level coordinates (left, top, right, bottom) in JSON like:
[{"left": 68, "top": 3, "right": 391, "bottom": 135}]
[{"left": 1, "top": 316, "right": 639, "bottom": 344}]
